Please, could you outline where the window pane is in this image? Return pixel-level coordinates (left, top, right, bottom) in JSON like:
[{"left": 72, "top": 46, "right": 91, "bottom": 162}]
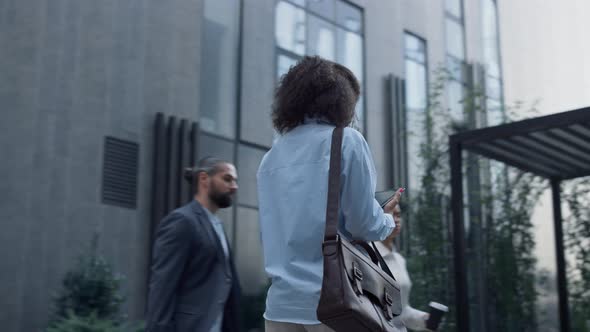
[
  {"left": 277, "top": 54, "right": 299, "bottom": 80},
  {"left": 234, "top": 207, "right": 267, "bottom": 294},
  {"left": 217, "top": 206, "right": 235, "bottom": 247},
  {"left": 352, "top": 96, "right": 364, "bottom": 133},
  {"left": 276, "top": 1, "right": 306, "bottom": 55},
  {"left": 482, "top": 0, "right": 500, "bottom": 78},
  {"left": 198, "top": 133, "right": 235, "bottom": 163},
  {"left": 307, "top": 0, "right": 335, "bottom": 21},
  {"left": 406, "top": 61, "right": 427, "bottom": 110},
  {"left": 337, "top": 29, "right": 363, "bottom": 82},
  {"left": 337, "top": 28, "right": 364, "bottom": 133},
  {"left": 486, "top": 98, "right": 504, "bottom": 126},
  {"left": 237, "top": 145, "right": 267, "bottom": 207},
  {"left": 485, "top": 75, "right": 502, "bottom": 100},
  {"left": 447, "top": 80, "right": 464, "bottom": 121},
  {"left": 199, "top": 0, "right": 240, "bottom": 138},
  {"left": 446, "top": 0, "right": 462, "bottom": 18},
  {"left": 307, "top": 15, "right": 336, "bottom": 61},
  {"left": 447, "top": 55, "right": 464, "bottom": 81},
  {"left": 446, "top": 19, "right": 465, "bottom": 60},
  {"left": 406, "top": 115, "right": 425, "bottom": 192},
  {"left": 405, "top": 30, "right": 428, "bottom": 192},
  {"left": 405, "top": 34, "right": 426, "bottom": 64},
  {"left": 336, "top": 1, "right": 362, "bottom": 33}
]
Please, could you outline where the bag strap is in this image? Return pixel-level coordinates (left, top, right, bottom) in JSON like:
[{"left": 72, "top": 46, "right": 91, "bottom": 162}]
[
  {"left": 371, "top": 242, "right": 396, "bottom": 280},
  {"left": 324, "top": 127, "right": 344, "bottom": 241},
  {"left": 324, "top": 127, "right": 397, "bottom": 282}
]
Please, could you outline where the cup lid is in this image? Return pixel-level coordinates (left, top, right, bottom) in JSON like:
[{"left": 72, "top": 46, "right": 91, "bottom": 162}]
[{"left": 429, "top": 302, "right": 449, "bottom": 312}]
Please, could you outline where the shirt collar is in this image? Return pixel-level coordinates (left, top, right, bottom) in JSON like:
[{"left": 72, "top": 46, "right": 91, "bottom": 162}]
[{"left": 302, "top": 116, "right": 332, "bottom": 125}]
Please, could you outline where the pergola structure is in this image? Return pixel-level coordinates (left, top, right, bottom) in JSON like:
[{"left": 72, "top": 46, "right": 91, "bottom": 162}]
[{"left": 449, "top": 107, "right": 590, "bottom": 332}]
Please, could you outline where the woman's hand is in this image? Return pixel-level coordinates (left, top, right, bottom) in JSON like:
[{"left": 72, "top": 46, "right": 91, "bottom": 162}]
[{"left": 383, "top": 188, "right": 404, "bottom": 237}]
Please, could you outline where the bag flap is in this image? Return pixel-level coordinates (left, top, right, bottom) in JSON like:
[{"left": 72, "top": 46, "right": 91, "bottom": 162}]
[{"left": 340, "top": 238, "right": 403, "bottom": 315}]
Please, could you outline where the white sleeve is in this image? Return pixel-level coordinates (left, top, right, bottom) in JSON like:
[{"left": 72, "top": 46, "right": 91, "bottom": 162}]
[{"left": 402, "top": 305, "right": 429, "bottom": 331}]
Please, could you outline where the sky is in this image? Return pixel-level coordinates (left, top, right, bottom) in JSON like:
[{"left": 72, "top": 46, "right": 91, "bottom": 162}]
[
  {"left": 499, "top": 0, "right": 590, "bottom": 117},
  {"left": 498, "top": 2, "right": 589, "bottom": 327},
  {"left": 499, "top": 0, "right": 590, "bottom": 272}
]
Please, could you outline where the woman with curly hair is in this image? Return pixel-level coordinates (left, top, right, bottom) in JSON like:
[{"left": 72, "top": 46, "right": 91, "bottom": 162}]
[{"left": 257, "top": 56, "right": 401, "bottom": 332}]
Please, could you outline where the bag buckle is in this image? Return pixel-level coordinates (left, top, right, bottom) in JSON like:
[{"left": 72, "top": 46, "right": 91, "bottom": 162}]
[
  {"left": 384, "top": 304, "right": 393, "bottom": 320},
  {"left": 353, "top": 266, "right": 363, "bottom": 281},
  {"left": 383, "top": 291, "right": 394, "bottom": 320},
  {"left": 384, "top": 291, "right": 393, "bottom": 306},
  {"left": 352, "top": 262, "right": 363, "bottom": 295}
]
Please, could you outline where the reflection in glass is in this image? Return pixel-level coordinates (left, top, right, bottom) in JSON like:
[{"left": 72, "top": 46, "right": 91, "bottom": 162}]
[
  {"left": 307, "top": 15, "right": 336, "bottom": 60},
  {"left": 275, "top": 0, "right": 365, "bottom": 134},
  {"left": 336, "top": 28, "right": 363, "bottom": 81},
  {"left": 406, "top": 62, "right": 427, "bottom": 110},
  {"left": 200, "top": 0, "right": 240, "bottom": 138},
  {"left": 237, "top": 145, "right": 267, "bottom": 207},
  {"left": 486, "top": 98, "right": 504, "bottom": 126},
  {"left": 404, "top": 34, "right": 427, "bottom": 193},
  {"left": 277, "top": 54, "right": 299, "bottom": 80},
  {"left": 485, "top": 75, "right": 502, "bottom": 100},
  {"left": 337, "top": 28, "right": 363, "bottom": 81},
  {"left": 336, "top": 28, "right": 364, "bottom": 132},
  {"left": 405, "top": 34, "right": 426, "bottom": 64},
  {"left": 336, "top": 1, "right": 362, "bottom": 33},
  {"left": 217, "top": 206, "right": 234, "bottom": 246},
  {"left": 352, "top": 96, "right": 364, "bottom": 133},
  {"left": 275, "top": 1, "right": 306, "bottom": 55},
  {"left": 235, "top": 207, "right": 267, "bottom": 295},
  {"left": 307, "top": 0, "right": 335, "bottom": 20},
  {"left": 447, "top": 80, "right": 464, "bottom": 122},
  {"left": 446, "top": 19, "right": 465, "bottom": 60},
  {"left": 482, "top": 0, "right": 500, "bottom": 78},
  {"left": 199, "top": 133, "right": 235, "bottom": 163},
  {"left": 446, "top": 56, "right": 464, "bottom": 81},
  {"left": 446, "top": 0, "right": 462, "bottom": 18}
]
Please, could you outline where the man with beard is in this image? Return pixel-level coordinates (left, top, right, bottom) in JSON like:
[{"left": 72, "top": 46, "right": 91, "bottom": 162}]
[{"left": 146, "top": 157, "right": 241, "bottom": 332}]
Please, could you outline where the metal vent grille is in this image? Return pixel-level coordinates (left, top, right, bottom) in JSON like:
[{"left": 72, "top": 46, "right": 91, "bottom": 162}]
[{"left": 102, "top": 137, "right": 139, "bottom": 209}]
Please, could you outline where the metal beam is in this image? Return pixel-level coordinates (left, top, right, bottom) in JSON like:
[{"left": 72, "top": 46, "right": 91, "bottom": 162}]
[
  {"left": 450, "top": 138, "right": 470, "bottom": 332},
  {"left": 551, "top": 179, "right": 571, "bottom": 332}
]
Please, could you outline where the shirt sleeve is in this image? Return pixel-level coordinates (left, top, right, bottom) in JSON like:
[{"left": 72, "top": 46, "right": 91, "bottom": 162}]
[
  {"left": 397, "top": 252, "right": 429, "bottom": 330},
  {"left": 340, "top": 128, "right": 395, "bottom": 241},
  {"left": 403, "top": 305, "right": 429, "bottom": 331}
]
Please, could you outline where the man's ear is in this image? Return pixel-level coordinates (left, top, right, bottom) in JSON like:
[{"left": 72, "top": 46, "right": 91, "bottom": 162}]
[{"left": 198, "top": 172, "right": 209, "bottom": 188}]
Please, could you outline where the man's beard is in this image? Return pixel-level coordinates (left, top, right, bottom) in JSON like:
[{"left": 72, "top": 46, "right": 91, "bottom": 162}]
[{"left": 209, "top": 187, "right": 234, "bottom": 208}]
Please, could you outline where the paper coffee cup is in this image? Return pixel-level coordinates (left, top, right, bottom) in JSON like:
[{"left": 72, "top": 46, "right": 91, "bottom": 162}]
[{"left": 426, "top": 301, "right": 448, "bottom": 330}]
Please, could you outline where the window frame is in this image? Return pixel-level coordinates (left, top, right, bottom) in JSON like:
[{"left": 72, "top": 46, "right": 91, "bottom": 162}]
[{"left": 273, "top": 0, "right": 367, "bottom": 135}]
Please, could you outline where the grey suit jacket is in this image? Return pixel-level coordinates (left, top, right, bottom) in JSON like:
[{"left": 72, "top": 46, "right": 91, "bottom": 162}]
[{"left": 146, "top": 200, "right": 241, "bottom": 332}]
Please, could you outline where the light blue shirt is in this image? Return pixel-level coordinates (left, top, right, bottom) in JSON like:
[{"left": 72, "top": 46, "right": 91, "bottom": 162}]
[
  {"left": 204, "top": 208, "right": 230, "bottom": 258},
  {"left": 257, "top": 120, "right": 395, "bottom": 324},
  {"left": 203, "top": 208, "right": 231, "bottom": 332}
]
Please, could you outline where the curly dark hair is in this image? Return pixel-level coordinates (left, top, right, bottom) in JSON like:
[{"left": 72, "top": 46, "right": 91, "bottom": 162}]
[{"left": 272, "top": 56, "right": 361, "bottom": 134}]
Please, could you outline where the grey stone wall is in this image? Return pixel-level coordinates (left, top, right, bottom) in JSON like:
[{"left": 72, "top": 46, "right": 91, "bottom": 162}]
[{"left": 0, "top": 0, "right": 203, "bottom": 330}]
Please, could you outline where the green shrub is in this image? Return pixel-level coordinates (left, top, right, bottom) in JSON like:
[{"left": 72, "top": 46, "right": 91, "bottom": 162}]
[
  {"left": 47, "top": 311, "right": 143, "bottom": 332},
  {"left": 53, "top": 251, "right": 125, "bottom": 321}
]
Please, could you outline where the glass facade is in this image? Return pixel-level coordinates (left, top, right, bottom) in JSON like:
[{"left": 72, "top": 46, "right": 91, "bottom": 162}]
[
  {"left": 275, "top": 0, "right": 365, "bottom": 133},
  {"left": 199, "top": 0, "right": 241, "bottom": 138},
  {"left": 195, "top": 1, "right": 569, "bottom": 331},
  {"left": 198, "top": 0, "right": 270, "bottom": 303},
  {"left": 445, "top": 0, "right": 466, "bottom": 123},
  {"left": 481, "top": 0, "right": 505, "bottom": 126},
  {"left": 404, "top": 33, "right": 428, "bottom": 194}
]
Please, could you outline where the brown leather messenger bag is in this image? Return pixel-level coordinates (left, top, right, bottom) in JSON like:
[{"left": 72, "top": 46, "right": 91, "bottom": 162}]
[{"left": 316, "top": 127, "right": 403, "bottom": 331}]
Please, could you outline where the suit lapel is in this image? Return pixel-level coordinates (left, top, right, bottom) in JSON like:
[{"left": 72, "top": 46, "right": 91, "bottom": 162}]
[{"left": 190, "top": 200, "right": 226, "bottom": 263}]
